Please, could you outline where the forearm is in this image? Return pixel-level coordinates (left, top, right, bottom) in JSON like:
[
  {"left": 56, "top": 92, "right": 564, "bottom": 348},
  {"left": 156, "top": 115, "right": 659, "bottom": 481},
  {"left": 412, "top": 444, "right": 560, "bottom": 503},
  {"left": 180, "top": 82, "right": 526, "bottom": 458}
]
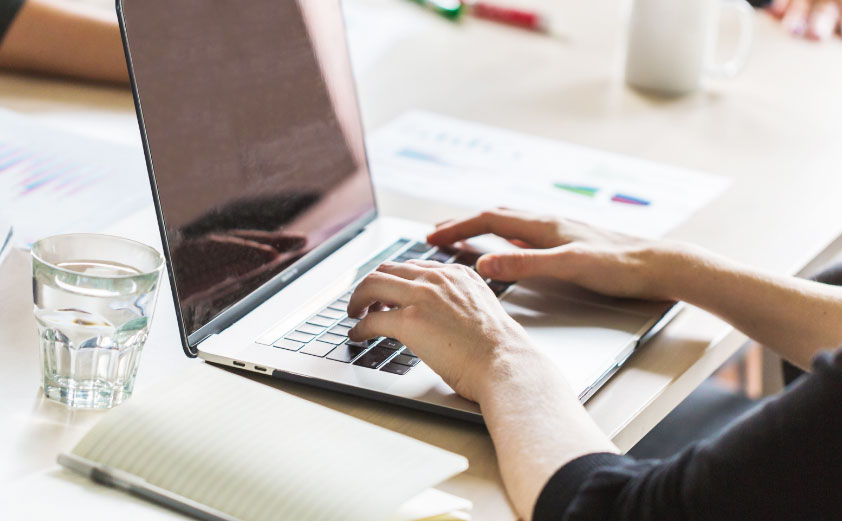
[
  {"left": 660, "top": 244, "right": 842, "bottom": 369},
  {"left": 0, "top": 0, "right": 128, "bottom": 84},
  {"left": 478, "top": 350, "right": 617, "bottom": 521}
]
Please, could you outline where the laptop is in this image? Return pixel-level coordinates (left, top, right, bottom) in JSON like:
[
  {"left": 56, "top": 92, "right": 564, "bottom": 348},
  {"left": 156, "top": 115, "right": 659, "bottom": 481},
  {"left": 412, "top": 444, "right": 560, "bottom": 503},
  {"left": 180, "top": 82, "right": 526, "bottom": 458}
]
[{"left": 117, "top": 0, "right": 678, "bottom": 422}]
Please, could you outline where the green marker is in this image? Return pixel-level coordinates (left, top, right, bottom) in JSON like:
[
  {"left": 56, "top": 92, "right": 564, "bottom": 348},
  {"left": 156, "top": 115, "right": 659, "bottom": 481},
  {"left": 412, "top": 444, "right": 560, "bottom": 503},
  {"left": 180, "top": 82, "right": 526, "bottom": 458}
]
[{"left": 410, "top": 0, "right": 464, "bottom": 20}]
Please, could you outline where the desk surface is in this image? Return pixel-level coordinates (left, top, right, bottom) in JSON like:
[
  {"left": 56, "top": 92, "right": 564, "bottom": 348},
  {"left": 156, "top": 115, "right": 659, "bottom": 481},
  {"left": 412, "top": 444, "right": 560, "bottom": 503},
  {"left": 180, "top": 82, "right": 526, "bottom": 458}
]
[{"left": 3, "top": 1, "right": 842, "bottom": 519}]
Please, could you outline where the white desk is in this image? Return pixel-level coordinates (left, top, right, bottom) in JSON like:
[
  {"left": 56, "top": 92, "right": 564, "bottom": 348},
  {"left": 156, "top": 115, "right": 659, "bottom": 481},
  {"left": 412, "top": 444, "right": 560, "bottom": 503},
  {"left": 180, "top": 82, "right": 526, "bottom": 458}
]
[{"left": 3, "top": 1, "right": 842, "bottom": 519}]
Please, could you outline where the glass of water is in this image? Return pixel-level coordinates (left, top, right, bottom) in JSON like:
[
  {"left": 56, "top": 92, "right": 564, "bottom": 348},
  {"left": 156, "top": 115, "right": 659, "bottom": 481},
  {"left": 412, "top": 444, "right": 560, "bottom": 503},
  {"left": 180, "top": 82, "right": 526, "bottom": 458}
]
[{"left": 31, "top": 234, "right": 164, "bottom": 409}]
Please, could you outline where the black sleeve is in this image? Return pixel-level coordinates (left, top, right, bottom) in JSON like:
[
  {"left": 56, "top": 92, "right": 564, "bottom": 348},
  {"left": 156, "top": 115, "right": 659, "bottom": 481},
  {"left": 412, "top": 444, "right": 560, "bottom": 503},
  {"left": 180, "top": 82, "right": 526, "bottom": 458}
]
[
  {"left": 534, "top": 348, "right": 842, "bottom": 521},
  {"left": 0, "top": 0, "right": 25, "bottom": 44}
]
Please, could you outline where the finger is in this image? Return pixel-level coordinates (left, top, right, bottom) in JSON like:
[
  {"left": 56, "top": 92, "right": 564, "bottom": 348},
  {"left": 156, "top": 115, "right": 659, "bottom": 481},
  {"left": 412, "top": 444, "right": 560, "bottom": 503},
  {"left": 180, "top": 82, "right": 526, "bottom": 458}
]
[
  {"left": 476, "top": 247, "right": 576, "bottom": 281},
  {"left": 808, "top": 0, "right": 840, "bottom": 39},
  {"left": 769, "top": 0, "right": 791, "bottom": 18},
  {"left": 783, "top": 0, "right": 812, "bottom": 35},
  {"left": 427, "top": 208, "right": 561, "bottom": 248},
  {"left": 347, "top": 272, "right": 417, "bottom": 318},
  {"left": 507, "top": 238, "right": 533, "bottom": 249},
  {"left": 348, "top": 308, "right": 406, "bottom": 341},
  {"left": 405, "top": 259, "right": 451, "bottom": 268},
  {"left": 377, "top": 261, "right": 427, "bottom": 280}
]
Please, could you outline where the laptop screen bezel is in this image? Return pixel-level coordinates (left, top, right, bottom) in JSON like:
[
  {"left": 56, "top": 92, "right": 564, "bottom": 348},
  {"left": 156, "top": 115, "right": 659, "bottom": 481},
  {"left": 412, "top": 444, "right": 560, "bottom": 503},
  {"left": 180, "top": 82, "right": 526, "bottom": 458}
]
[{"left": 116, "top": 0, "right": 380, "bottom": 356}]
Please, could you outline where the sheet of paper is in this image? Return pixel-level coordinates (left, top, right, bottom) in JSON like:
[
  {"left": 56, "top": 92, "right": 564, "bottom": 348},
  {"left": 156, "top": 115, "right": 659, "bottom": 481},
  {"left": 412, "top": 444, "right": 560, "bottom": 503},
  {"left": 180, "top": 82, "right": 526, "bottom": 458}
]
[
  {"left": 67, "top": 364, "right": 469, "bottom": 521},
  {"left": 367, "top": 111, "right": 731, "bottom": 238},
  {"left": 0, "top": 108, "right": 151, "bottom": 244},
  {"left": 387, "top": 488, "right": 472, "bottom": 521}
]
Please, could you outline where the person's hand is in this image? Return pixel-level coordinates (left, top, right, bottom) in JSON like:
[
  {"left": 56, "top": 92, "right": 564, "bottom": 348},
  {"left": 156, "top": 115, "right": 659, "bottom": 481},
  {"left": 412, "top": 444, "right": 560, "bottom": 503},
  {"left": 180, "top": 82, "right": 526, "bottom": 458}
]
[
  {"left": 769, "top": 0, "right": 841, "bottom": 40},
  {"left": 346, "top": 260, "right": 538, "bottom": 403},
  {"left": 426, "top": 208, "right": 693, "bottom": 301}
]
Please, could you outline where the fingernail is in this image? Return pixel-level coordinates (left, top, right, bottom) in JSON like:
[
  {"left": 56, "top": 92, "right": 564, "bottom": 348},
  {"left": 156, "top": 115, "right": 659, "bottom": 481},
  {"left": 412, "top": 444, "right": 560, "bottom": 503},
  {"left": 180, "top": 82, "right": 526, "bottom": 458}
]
[
  {"left": 809, "top": 15, "right": 836, "bottom": 40},
  {"left": 786, "top": 17, "right": 807, "bottom": 36}
]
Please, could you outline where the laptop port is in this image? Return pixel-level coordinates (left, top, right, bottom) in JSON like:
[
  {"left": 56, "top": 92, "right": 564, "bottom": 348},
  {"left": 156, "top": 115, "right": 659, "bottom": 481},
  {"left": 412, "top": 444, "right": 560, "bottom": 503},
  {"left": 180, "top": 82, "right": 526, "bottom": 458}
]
[
  {"left": 254, "top": 365, "right": 267, "bottom": 372},
  {"left": 232, "top": 361, "right": 245, "bottom": 367}
]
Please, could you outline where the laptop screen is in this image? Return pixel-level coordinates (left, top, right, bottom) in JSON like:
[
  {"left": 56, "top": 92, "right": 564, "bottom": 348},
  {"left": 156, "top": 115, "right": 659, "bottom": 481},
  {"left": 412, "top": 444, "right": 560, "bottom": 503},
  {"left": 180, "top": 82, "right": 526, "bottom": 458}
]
[{"left": 120, "top": 0, "right": 376, "bottom": 339}]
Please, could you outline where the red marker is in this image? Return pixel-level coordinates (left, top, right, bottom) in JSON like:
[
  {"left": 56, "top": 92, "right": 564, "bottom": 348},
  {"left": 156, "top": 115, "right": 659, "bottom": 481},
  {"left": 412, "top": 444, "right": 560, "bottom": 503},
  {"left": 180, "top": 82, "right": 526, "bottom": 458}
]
[{"left": 463, "top": 1, "right": 549, "bottom": 33}]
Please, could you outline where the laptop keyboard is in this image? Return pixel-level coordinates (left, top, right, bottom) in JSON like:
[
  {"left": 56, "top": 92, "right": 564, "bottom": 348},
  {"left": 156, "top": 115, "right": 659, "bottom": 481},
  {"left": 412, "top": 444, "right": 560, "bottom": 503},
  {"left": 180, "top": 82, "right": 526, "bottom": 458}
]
[{"left": 255, "top": 239, "right": 514, "bottom": 375}]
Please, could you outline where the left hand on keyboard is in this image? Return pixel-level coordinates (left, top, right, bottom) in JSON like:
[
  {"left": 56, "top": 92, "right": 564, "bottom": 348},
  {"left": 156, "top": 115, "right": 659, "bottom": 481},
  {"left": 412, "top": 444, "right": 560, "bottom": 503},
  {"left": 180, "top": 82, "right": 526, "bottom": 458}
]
[{"left": 346, "top": 259, "right": 539, "bottom": 403}]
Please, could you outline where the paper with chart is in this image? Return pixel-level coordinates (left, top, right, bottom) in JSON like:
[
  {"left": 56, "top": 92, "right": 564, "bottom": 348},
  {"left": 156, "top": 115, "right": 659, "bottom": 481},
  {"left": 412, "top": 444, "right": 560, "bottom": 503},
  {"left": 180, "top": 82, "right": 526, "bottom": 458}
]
[
  {"left": 367, "top": 111, "right": 731, "bottom": 238},
  {"left": 0, "top": 109, "right": 150, "bottom": 244}
]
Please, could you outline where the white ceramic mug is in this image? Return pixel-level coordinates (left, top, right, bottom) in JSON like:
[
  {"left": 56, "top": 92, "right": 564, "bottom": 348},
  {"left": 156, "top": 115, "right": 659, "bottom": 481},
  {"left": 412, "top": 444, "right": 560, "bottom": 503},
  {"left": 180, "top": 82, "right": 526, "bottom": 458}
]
[{"left": 624, "top": 0, "right": 754, "bottom": 95}]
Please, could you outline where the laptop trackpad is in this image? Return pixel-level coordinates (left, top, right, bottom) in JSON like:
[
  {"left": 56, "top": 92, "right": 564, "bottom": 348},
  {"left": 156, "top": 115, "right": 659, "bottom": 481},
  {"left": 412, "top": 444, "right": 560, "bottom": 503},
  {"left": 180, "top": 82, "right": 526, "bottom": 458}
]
[{"left": 501, "top": 278, "right": 671, "bottom": 394}]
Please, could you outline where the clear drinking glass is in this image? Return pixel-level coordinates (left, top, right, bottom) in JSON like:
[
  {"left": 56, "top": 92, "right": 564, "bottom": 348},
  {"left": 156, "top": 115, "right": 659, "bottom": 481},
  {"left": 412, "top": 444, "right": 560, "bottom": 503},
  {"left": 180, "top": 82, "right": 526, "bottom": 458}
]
[{"left": 31, "top": 234, "right": 164, "bottom": 409}]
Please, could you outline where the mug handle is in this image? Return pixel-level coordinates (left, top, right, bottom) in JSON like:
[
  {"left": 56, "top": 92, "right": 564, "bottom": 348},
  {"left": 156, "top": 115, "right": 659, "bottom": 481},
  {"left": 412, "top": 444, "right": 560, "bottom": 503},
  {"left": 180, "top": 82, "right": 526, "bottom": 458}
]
[{"left": 707, "top": 0, "right": 755, "bottom": 78}]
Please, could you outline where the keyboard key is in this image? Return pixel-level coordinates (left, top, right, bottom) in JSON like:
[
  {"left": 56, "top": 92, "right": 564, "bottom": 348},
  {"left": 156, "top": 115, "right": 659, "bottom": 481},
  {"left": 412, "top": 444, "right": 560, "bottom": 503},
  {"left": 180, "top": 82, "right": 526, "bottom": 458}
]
[
  {"left": 486, "top": 279, "right": 513, "bottom": 297},
  {"left": 319, "top": 307, "right": 345, "bottom": 320},
  {"left": 326, "top": 342, "right": 369, "bottom": 363},
  {"left": 327, "top": 300, "right": 347, "bottom": 312},
  {"left": 402, "top": 348, "right": 418, "bottom": 357},
  {"left": 429, "top": 250, "right": 454, "bottom": 263},
  {"left": 347, "top": 338, "right": 379, "bottom": 348},
  {"left": 337, "top": 292, "right": 352, "bottom": 303},
  {"left": 391, "top": 354, "right": 420, "bottom": 367},
  {"left": 273, "top": 338, "right": 305, "bottom": 351},
  {"left": 296, "top": 323, "right": 325, "bottom": 335},
  {"left": 328, "top": 325, "right": 351, "bottom": 337},
  {"left": 454, "top": 251, "right": 481, "bottom": 267},
  {"left": 340, "top": 317, "right": 359, "bottom": 327},
  {"left": 308, "top": 315, "right": 335, "bottom": 327},
  {"left": 319, "top": 333, "right": 346, "bottom": 345},
  {"left": 397, "top": 249, "right": 426, "bottom": 260},
  {"left": 285, "top": 331, "right": 316, "bottom": 343},
  {"left": 378, "top": 337, "right": 403, "bottom": 350},
  {"left": 380, "top": 362, "right": 412, "bottom": 375},
  {"left": 408, "top": 242, "right": 434, "bottom": 253},
  {"left": 300, "top": 340, "right": 336, "bottom": 357},
  {"left": 393, "top": 255, "right": 413, "bottom": 263},
  {"left": 353, "top": 346, "right": 395, "bottom": 369}
]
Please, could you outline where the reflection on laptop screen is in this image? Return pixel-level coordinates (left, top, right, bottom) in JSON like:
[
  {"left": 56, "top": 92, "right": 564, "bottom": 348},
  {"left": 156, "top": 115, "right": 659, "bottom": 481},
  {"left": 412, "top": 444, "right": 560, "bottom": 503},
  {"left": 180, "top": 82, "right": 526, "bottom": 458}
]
[{"left": 121, "top": 0, "right": 376, "bottom": 336}]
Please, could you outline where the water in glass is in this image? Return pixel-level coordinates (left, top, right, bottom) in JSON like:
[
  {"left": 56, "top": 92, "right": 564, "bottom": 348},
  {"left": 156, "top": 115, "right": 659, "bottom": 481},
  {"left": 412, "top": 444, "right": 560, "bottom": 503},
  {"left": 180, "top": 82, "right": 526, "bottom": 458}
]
[{"left": 32, "top": 235, "right": 162, "bottom": 408}]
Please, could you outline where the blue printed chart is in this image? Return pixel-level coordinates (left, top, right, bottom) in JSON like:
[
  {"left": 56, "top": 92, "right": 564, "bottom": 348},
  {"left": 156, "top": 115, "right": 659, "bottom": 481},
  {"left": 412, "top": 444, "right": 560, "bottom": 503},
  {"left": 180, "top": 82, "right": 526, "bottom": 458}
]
[
  {"left": 0, "top": 110, "right": 151, "bottom": 244},
  {"left": 367, "top": 111, "right": 731, "bottom": 238}
]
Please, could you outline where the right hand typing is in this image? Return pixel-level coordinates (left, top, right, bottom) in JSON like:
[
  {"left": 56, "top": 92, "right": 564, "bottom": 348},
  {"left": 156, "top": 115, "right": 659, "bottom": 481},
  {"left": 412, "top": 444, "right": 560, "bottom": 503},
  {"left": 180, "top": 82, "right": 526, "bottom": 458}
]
[{"left": 426, "top": 208, "right": 693, "bottom": 301}]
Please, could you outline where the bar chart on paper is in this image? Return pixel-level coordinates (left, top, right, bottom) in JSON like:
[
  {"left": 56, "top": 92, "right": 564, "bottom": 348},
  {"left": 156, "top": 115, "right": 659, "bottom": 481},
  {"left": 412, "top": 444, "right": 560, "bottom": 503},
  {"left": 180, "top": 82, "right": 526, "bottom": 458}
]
[
  {"left": 367, "top": 111, "right": 731, "bottom": 238},
  {"left": 0, "top": 109, "right": 150, "bottom": 244}
]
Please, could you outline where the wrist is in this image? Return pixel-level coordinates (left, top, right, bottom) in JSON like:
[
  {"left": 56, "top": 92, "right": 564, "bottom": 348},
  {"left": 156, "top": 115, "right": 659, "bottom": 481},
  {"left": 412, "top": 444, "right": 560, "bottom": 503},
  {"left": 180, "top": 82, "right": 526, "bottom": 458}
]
[
  {"left": 475, "top": 340, "right": 570, "bottom": 406},
  {"left": 642, "top": 241, "right": 717, "bottom": 302}
]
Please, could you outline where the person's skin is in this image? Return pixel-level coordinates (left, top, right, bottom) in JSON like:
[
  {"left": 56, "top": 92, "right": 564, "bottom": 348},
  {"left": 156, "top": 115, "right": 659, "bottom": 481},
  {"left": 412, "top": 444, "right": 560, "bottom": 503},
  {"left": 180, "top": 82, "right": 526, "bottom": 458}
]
[
  {"left": 346, "top": 208, "right": 842, "bottom": 521},
  {"left": 0, "top": 0, "right": 128, "bottom": 84},
  {"left": 770, "top": 0, "right": 842, "bottom": 41}
]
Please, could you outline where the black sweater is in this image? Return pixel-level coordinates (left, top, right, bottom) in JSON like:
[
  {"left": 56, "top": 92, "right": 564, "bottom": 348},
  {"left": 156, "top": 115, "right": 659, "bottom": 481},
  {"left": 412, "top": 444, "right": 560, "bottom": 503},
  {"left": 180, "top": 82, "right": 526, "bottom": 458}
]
[
  {"left": 535, "top": 348, "right": 842, "bottom": 520},
  {"left": 0, "top": 0, "right": 23, "bottom": 43}
]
